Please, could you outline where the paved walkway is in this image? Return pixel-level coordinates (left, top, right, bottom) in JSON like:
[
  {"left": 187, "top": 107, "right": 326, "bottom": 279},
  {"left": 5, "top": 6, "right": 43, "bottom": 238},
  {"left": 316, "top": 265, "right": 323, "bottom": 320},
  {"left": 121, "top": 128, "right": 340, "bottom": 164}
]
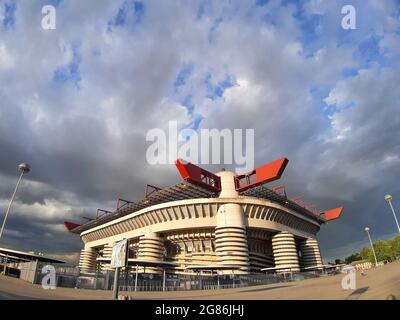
[{"left": 1, "top": 262, "right": 399, "bottom": 300}]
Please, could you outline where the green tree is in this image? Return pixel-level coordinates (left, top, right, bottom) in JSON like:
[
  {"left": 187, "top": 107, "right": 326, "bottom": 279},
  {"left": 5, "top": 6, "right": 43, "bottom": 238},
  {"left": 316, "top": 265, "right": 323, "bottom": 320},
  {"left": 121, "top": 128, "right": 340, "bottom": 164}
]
[
  {"left": 342, "top": 235, "right": 400, "bottom": 266},
  {"left": 373, "top": 240, "right": 395, "bottom": 262},
  {"left": 388, "top": 235, "right": 400, "bottom": 256},
  {"left": 360, "top": 247, "right": 372, "bottom": 262},
  {"left": 345, "top": 253, "right": 362, "bottom": 264}
]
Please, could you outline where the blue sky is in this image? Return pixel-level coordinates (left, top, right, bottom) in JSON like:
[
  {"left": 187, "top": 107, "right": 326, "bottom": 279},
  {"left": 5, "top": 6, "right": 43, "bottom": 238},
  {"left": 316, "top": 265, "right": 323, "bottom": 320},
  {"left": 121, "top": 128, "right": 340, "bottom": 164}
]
[
  {"left": 0, "top": 0, "right": 399, "bottom": 263},
  {"left": 2, "top": 0, "right": 15, "bottom": 29}
]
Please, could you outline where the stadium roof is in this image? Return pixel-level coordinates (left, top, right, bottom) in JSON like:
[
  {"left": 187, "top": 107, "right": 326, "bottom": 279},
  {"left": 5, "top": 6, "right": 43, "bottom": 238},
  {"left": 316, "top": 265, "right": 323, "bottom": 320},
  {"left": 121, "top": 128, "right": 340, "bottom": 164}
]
[
  {"left": 0, "top": 247, "right": 65, "bottom": 264},
  {"left": 66, "top": 182, "right": 217, "bottom": 234},
  {"left": 66, "top": 181, "right": 326, "bottom": 235},
  {"left": 65, "top": 159, "right": 341, "bottom": 235},
  {"left": 240, "top": 185, "right": 326, "bottom": 223}
]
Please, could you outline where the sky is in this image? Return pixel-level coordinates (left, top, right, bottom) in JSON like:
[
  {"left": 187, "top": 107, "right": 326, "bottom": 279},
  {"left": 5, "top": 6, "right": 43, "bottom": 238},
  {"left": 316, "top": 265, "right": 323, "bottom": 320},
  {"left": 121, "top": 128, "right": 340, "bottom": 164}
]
[{"left": 0, "top": 0, "right": 399, "bottom": 263}]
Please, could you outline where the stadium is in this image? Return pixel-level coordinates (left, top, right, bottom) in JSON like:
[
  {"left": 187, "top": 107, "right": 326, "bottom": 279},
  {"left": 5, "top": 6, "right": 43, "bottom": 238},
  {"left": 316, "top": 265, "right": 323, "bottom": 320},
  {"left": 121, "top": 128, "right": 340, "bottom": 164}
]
[{"left": 65, "top": 157, "right": 343, "bottom": 276}]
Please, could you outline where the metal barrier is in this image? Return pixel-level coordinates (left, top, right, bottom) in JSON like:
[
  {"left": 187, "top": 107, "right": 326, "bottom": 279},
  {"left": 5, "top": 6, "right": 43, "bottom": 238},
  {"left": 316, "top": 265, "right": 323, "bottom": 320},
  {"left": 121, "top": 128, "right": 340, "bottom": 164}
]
[
  {"left": 52, "top": 270, "right": 320, "bottom": 292},
  {"left": 113, "top": 272, "right": 317, "bottom": 292}
]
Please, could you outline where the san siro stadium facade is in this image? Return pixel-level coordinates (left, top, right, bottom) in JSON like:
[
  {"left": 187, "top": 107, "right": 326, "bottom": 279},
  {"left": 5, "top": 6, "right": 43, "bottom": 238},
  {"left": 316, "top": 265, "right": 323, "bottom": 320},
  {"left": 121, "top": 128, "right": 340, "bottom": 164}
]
[{"left": 65, "top": 157, "right": 343, "bottom": 275}]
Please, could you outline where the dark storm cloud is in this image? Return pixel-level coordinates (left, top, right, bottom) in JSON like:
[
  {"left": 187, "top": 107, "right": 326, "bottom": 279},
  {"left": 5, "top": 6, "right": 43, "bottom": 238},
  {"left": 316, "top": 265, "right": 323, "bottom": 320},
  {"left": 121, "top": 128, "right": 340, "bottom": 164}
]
[{"left": 2, "top": 215, "right": 82, "bottom": 255}]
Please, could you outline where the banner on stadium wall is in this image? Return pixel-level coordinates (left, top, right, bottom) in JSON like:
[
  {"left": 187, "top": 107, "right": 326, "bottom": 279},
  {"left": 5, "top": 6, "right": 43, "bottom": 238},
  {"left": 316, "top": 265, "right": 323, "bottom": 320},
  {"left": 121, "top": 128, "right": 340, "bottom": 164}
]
[{"left": 111, "top": 239, "right": 128, "bottom": 268}]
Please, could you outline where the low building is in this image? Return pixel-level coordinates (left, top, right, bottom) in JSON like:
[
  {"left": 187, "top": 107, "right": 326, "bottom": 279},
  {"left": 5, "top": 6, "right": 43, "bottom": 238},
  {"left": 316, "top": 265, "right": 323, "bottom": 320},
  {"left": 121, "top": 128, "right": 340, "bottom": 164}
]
[{"left": 0, "top": 247, "right": 65, "bottom": 281}]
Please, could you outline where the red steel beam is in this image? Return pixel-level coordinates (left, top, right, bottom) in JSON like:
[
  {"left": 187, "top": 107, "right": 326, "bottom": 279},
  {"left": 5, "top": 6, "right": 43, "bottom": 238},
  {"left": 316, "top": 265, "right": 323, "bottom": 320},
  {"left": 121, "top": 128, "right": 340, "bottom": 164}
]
[
  {"left": 320, "top": 207, "right": 344, "bottom": 221},
  {"left": 175, "top": 159, "right": 221, "bottom": 192},
  {"left": 235, "top": 157, "right": 289, "bottom": 192},
  {"left": 144, "top": 184, "right": 162, "bottom": 199},
  {"left": 116, "top": 198, "right": 135, "bottom": 211},
  {"left": 96, "top": 208, "right": 113, "bottom": 220},
  {"left": 271, "top": 185, "right": 287, "bottom": 198},
  {"left": 63, "top": 221, "right": 81, "bottom": 232},
  {"left": 290, "top": 196, "right": 305, "bottom": 207},
  {"left": 305, "top": 204, "right": 318, "bottom": 214}
]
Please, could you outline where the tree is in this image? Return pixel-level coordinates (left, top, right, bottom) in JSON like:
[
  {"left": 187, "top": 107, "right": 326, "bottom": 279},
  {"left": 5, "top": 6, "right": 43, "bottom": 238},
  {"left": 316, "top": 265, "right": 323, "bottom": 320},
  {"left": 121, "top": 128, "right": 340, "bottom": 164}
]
[
  {"left": 373, "top": 240, "right": 395, "bottom": 262},
  {"left": 360, "top": 247, "right": 372, "bottom": 262},
  {"left": 345, "top": 253, "right": 362, "bottom": 264},
  {"left": 338, "top": 235, "right": 400, "bottom": 265},
  {"left": 388, "top": 235, "right": 400, "bottom": 256}
]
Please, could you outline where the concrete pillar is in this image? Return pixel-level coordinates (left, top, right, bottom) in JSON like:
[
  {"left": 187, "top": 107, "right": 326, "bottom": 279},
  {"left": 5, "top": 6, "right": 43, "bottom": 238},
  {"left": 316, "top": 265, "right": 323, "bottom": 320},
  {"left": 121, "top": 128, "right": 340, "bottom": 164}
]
[
  {"left": 78, "top": 247, "right": 98, "bottom": 274},
  {"left": 300, "top": 238, "right": 323, "bottom": 269},
  {"left": 137, "top": 231, "right": 164, "bottom": 273},
  {"left": 272, "top": 231, "right": 300, "bottom": 272},
  {"left": 215, "top": 171, "right": 249, "bottom": 274}
]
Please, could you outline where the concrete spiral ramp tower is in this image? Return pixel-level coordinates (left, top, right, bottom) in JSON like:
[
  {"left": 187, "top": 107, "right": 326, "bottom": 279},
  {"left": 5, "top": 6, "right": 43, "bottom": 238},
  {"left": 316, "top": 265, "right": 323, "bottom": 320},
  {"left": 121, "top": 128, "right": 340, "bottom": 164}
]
[
  {"left": 100, "top": 242, "right": 114, "bottom": 271},
  {"left": 78, "top": 247, "right": 98, "bottom": 274},
  {"left": 300, "top": 238, "right": 323, "bottom": 268},
  {"left": 272, "top": 231, "right": 300, "bottom": 272},
  {"left": 215, "top": 171, "right": 249, "bottom": 274},
  {"left": 137, "top": 231, "right": 165, "bottom": 273}
]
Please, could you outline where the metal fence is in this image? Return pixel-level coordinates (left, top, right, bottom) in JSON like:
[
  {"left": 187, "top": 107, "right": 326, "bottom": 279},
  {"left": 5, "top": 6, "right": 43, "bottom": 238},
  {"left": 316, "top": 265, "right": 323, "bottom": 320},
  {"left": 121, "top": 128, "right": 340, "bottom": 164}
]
[
  {"left": 27, "top": 267, "right": 321, "bottom": 292},
  {"left": 111, "top": 272, "right": 321, "bottom": 292}
]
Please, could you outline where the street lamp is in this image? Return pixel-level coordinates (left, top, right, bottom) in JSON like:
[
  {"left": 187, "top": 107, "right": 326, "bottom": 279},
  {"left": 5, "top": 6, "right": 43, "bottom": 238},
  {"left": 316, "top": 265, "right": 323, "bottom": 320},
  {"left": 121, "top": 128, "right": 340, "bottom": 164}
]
[
  {"left": 364, "top": 227, "right": 378, "bottom": 266},
  {"left": 0, "top": 163, "right": 31, "bottom": 241},
  {"left": 384, "top": 194, "right": 400, "bottom": 234}
]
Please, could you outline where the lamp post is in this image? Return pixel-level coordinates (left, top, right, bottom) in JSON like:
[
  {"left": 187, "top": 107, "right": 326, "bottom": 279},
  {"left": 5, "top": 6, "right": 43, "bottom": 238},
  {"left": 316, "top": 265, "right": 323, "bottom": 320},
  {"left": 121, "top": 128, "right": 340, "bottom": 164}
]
[
  {"left": 384, "top": 194, "right": 400, "bottom": 234},
  {"left": 0, "top": 163, "right": 31, "bottom": 241},
  {"left": 364, "top": 227, "right": 378, "bottom": 266}
]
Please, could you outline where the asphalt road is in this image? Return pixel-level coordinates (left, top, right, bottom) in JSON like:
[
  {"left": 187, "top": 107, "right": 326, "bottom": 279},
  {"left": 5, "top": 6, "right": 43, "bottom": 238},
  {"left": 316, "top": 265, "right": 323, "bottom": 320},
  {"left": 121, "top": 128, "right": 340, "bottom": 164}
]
[{"left": 0, "top": 261, "right": 399, "bottom": 300}]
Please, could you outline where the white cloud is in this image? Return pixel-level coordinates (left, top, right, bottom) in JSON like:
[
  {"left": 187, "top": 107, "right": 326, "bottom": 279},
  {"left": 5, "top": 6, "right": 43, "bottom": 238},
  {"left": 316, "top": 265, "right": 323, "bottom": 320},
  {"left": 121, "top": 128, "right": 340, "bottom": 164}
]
[{"left": 0, "top": 43, "right": 14, "bottom": 69}]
